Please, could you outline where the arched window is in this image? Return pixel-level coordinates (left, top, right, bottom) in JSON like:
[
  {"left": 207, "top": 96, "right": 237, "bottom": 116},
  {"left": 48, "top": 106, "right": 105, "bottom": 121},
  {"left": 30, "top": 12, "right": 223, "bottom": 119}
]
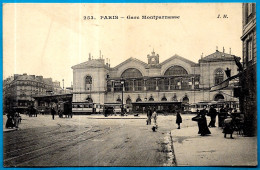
[
  {"left": 149, "top": 97, "right": 154, "bottom": 101},
  {"left": 121, "top": 68, "right": 143, "bottom": 78},
  {"left": 85, "top": 76, "right": 92, "bottom": 91},
  {"left": 182, "top": 96, "right": 189, "bottom": 104},
  {"left": 136, "top": 97, "right": 142, "bottom": 102},
  {"left": 116, "top": 98, "right": 122, "bottom": 103},
  {"left": 126, "top": 98, "right": 132, "bottom": 104},
  {"left": 86, "top": 96, "right": 93, "bottom": 103},
  {"left": 172, "top": 94, "right": 178, "bottom": 101},
  {"left": 214, "top": 69, "right": 224, "bottom": 85},
  {"left": 161, "top": 96, "right": 167, "bottom": 101},
  {"left": 164, "top": 66, "right": 188, "bottom": 76},
  {"left": 214, "top": 94, "right": 224, "bottom": 101}
]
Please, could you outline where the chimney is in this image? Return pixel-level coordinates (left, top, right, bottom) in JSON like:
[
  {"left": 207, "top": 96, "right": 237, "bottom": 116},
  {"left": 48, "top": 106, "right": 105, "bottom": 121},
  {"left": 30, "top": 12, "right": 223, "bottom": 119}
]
[
  {"left": 201, "top": 53, "right": 203, "bottom": 59},
  {"left": 230, "top": 48, "right": 231, "bottom": 54},
  {"left": 223, "top": 47, "right": 225, "bottom": 53},
  {"left": 89, "top": 53, "right": 91, "bottom": 61},
  {"left": 99, "top": 50, "right": 101, "bottom": 59},
  {"left": 216, "top": 46, "right": 218, "bottom": 51}
]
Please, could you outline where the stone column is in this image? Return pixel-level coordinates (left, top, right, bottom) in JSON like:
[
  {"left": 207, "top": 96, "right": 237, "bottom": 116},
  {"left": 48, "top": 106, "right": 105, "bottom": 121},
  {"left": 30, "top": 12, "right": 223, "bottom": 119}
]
[
  {"left": 156, "top": 78, "right": 159, "bottom": 91},
  {"left": 132, "top": 79, "right": 135, "bottom": 91},
  {"left": 111, "top": 80, "right": 114, "bottom": 92},
  {"left": 168, "top": 78, "right": 171, "bottom": 90},
  {"left": 144, "top": 79, "right": 147, "bottom": 91}
]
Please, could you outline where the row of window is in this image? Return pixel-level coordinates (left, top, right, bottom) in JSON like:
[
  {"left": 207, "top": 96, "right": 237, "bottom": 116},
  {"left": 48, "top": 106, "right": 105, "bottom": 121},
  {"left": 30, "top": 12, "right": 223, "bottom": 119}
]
[
  {"left": 115, "top": 96, "right": 189, "bottom": 103},
  {"left": 107, "top": 77, "right": 200, "bottom": 92}
]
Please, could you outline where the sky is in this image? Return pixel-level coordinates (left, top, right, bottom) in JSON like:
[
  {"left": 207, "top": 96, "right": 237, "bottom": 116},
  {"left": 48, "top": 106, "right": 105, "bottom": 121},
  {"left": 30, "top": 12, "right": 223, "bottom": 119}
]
[{"left": 3, "top": 3, "right": 242, "bottom": 87}]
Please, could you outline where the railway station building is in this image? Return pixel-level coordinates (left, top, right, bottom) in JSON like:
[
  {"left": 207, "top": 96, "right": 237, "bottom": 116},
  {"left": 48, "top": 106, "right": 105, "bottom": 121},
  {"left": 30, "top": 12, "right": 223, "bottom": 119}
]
[{"left": 71, "top": 49, "right": 240, "bottom": 113}]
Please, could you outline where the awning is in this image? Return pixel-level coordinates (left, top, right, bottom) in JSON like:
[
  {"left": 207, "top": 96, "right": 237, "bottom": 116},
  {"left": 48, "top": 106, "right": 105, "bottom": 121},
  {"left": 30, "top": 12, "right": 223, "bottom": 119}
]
[{"left": 210, "top": 73, "right": 241, "bottom": 92}]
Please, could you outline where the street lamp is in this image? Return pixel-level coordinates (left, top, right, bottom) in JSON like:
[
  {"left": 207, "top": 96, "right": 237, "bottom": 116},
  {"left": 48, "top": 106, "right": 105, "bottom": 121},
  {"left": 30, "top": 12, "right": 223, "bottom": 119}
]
[{"left": 120, "top": 79, "right": 125, "bottom": 115}]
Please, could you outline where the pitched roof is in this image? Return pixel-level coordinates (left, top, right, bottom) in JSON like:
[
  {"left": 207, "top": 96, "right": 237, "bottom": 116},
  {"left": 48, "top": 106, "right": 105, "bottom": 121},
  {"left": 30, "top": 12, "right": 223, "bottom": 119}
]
[
  {"left": 159, "top": 54, "right": 197, "bottom": 66},
  {"left": 199, "top": 50, "right": 241, "bottom": 63},
  {"left": 113, "top": 57, "right": 148, "bottom": 69},
  {"left": 71, "top": 59, "right": 109, "bottom": 69}
]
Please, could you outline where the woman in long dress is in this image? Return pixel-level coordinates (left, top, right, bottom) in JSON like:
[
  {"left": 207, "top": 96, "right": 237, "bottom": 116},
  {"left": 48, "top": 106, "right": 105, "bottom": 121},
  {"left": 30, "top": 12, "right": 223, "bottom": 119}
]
[{"left": 198, "top": 107, "right": 211, "bottom": 136}]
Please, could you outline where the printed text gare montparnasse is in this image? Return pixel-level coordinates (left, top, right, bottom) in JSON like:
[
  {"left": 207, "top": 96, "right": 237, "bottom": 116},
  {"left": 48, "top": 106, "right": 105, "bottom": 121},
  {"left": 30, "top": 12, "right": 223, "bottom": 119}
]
[{"left": 83, "top": 15, "right": 180, "bottom": 20}]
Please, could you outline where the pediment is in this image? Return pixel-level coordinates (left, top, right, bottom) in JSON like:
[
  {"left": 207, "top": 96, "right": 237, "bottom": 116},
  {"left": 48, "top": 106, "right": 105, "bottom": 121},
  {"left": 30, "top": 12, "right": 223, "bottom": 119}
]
[
  {"left": 113, "top": 57, "right": 148, "bottom": 69},
  {"left": 159, "top": 54, "right": 196, "bottom": 67}
]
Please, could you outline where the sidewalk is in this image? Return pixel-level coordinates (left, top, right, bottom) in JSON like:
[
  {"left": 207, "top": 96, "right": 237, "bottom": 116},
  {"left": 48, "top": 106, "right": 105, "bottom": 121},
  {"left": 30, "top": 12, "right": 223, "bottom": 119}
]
[
  {"left": 170, "top": 115, "right": 257, "bottom": 166},
  {"left": 87, "top": 114, "right": 146, "bottom": 119}
]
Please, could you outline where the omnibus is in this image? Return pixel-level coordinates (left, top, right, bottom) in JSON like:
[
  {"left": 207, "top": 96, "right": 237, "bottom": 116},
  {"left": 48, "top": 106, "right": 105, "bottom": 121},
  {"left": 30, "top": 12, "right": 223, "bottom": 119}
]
[{"left": 72, "top": 102, "right": 94, "bottom": 115}]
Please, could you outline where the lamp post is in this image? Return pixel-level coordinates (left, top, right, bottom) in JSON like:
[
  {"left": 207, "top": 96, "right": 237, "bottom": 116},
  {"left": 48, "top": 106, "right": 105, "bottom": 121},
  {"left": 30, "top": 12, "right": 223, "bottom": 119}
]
[{"left": 120, "top": 79, "right": 125, "bottom": 115}]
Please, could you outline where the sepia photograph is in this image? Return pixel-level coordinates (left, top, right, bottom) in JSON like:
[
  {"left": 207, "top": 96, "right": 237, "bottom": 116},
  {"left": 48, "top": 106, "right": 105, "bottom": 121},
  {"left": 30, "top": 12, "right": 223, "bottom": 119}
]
[{"left": 3, "top": 3, "right": 257, "bottom": 167}]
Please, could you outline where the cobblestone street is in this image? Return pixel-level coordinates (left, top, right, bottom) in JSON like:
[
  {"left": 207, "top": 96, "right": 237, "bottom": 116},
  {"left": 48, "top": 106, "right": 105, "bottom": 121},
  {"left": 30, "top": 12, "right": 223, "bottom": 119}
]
[
  {"left": 3, "top": 114, "right": 176, "bottom": 167},
  {"left": 3, "top": 114, "right": 257, "bottom": 167}
]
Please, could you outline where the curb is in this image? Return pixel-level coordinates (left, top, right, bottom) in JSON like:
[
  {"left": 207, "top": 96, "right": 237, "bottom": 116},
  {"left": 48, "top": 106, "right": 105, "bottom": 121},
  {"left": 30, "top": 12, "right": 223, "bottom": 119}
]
[
  {"left": 87, "top": 117, "right": 146, "bottom": 119},
  {"left": 3, "top": 128, "right": 19, "bottom": 133},
  {"left": 169, "top": 131, "right": 177, "bottom": 166}
]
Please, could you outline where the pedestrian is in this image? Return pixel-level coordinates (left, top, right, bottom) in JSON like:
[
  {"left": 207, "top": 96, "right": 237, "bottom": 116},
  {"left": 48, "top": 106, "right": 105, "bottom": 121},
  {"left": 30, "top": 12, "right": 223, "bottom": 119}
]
[
  {"left": 197, "top": 106, "right": 211, "bottom": 136},
  {"left": 223, "top": 110, "right": 235, "bottom": 139},
  {"left": 151, "top": 108, "right": 158, "bottom": 132},
  {"left": 146, "top": 107, "right": 152, "bottom": 125},
  {"left": 5, "top": 112, "right": 15, "bottom": 128},
  {"left": 14, "top": 112, "right": 20, "bottom": 128},
  {"left": 208, "top": 106, "right": 217, "bottom": 127},
  {"left": 176, "top": 111, "right": 182, "bottom": 129},
  {"left": 218, "top": 106, "right": 228, "bottom": 127},
  {"left": 51, "top": 107, "right": 56, "bottom": 120}
]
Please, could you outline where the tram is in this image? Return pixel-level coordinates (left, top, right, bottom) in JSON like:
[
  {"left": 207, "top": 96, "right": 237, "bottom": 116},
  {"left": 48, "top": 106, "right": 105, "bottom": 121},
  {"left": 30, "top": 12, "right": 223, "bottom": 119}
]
[
  {"left": 190, "top": 100, "right": 240, "bottom": 113},
  {"left": 72, "top": 102, "right": 94, "bottom": 115}
]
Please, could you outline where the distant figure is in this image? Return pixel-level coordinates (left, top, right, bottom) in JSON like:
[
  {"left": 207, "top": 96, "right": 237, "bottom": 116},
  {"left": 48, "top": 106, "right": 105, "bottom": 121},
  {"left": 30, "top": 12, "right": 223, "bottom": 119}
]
[
  {"left": 208, "top": 106, "right": 217, "bottom": 127},
  {"left": 151, "top": 108, "right": 158, "bottom": 132},
  {"left": 146, "top": 107, "right": 152, "bottom": 125},
  {"left": 104, "top": 107, "right": 108, "bottom": 117},
  {"left": 218, "top": 106, "right": 228, "bottom": 127},
  {"left": 6, "top": 113, "right": 15, "bottom": 128},
  {"left": 14, "top": 112, "right": 20, "bottom": 128},
  {"left": 51, "top": 107, "right": 56, "bottom": 120},
  {"left": 176, "top": 111, "right": 182, "bottom": 129},
  {"left": 197, "top": 107, "right": 211, "bottom": 136},
  {"left": 223, "top": 110, "right": 235, "bottom": 139}
]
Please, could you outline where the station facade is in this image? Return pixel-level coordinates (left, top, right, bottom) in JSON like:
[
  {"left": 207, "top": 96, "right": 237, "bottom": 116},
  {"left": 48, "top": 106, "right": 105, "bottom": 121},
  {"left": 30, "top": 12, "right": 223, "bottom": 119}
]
[{"left": 71, "top": 49, "right": 240, "bottom": 111}]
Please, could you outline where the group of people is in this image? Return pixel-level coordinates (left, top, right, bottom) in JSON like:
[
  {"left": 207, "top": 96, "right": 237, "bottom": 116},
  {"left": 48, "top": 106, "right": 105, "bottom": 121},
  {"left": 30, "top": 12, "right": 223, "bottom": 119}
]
[
  {"left": 146, "top": 107, "right": 158, "bottom": 132},
  {"left": 145, "top": 105, "right": 238, "bottom": 138},
  {"left": 146, "top": 107, "right": 182, "bottom": 132},
  {"left": 192, "top": 105, "right": 238, "bottom": 138},
  {"left": 6, "top": 111, "right": 21, "bottom": 129}
]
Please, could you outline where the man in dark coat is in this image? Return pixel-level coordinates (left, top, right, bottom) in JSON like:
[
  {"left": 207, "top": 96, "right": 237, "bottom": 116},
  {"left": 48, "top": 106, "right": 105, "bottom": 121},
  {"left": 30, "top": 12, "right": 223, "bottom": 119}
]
[
  {"left": 208, "top": 106, "right": 217, "bottom": 127},
  {"left": 176, "top": 111, "right": 182, "bottom": 129},
  {"left": 51, "top": 107, "right": 56, "bottom": 120},
  {"left": 146, "top": 107, "right": 152, "bottom": 125}
]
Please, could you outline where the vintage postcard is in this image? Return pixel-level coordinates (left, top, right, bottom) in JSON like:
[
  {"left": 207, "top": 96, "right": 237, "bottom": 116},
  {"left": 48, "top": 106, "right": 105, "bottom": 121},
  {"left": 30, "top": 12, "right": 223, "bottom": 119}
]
[{"left": 3, "top": 3, "right": 257, "bottom": 167}]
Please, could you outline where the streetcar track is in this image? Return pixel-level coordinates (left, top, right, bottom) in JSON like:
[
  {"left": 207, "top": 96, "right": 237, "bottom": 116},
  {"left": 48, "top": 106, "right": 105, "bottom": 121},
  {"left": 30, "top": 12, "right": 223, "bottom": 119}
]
[
  {"left": 4, "top": 125, "right": 94, "bottom": 157},
  {"left": 4, "top": 125, "right": 77, "bottom": 151},
  {"left": 4, "top": 124, "right": 63, "bottom": 144},
  {"left": 5, "top": 127, "right": 112, "bottom": 167}
]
